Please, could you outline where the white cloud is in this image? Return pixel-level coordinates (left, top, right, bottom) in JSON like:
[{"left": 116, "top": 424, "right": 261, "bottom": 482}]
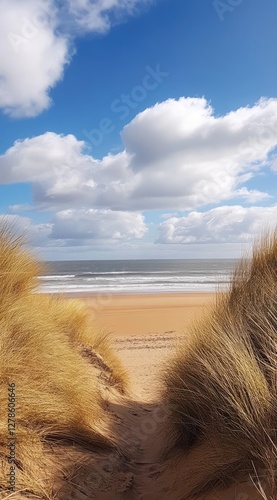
[
  {"left": 2, "top": 208, "right": 276, "bottom": 260},
  {"left": 0, "top": 0, "right": 69, "bottom": 117},
  {"left": 1, "top": 98, "right": 277, "bottom": 210},
  {"left": 0, "top": 0, "right": 155, "bottom": 117},
  {"left": 0, "top": 132, "right": 133, "bottom": 209},
  {"left": 157, "top": 205, "right": 277, "bottom": 244},
  {"left": 50, "top": 209, "right": 147, "bottom": 240},
  {"left": 0, "top": 132, "right": 87, "bottom": 184},
  {"left": 121, "top": 97, "right": 277, "bottom": 208},
  {"left": 0, "top": 209, "right": 147, "bottom": 255},
  {"left": 65, "top": 0, "right": 153, "bottom": 33}
]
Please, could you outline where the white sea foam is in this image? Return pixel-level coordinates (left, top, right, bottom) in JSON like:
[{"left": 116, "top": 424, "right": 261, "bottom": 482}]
[
  {"left": 37, "top": 259, "right": 235, "bottom": 294},
  {"left": 38, "top": 275, "right": 75, "bottom": 280}
]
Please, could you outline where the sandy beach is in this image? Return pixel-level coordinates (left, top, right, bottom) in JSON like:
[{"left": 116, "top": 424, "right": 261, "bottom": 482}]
[
  {"left": 81, "top": 292, "right": 215, "bottom": 336},
  {"left": 79, "top": 292, "right": 215, "bottom": 400},
  {"left": 73, "top": 291, "right": 265, "bottom": 499}
]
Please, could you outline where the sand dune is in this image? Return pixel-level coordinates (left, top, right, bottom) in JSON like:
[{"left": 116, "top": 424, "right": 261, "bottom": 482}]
[
  {"left": 78, "top": 292, "right": 272, "bottom": 500},
  {"left": 1, "top": 285, "right": 268, "bottom": 498},
  {"left": 0, "top": 226, "right": 275, "bottom": 499}
]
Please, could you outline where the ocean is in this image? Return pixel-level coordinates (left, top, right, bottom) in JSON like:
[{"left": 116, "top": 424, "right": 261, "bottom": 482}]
[{"left": 38, "top": 259, "right": 238, "bottom": 294}]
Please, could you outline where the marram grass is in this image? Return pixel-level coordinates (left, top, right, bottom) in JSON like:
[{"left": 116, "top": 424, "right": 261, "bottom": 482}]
[
  {"left": 0, "top": 223, "right": 128, "bottom": 498},
  {"left": 163, "top": 232, "right": 277, "bottom": 499}
]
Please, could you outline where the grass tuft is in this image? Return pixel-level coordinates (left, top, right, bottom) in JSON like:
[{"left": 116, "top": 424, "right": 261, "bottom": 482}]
[
  {"left": 0, "top": 223, "right": 127, "bottom": 498},
  {"left": 162, "top": 231, "right": 277, "bottom": 499}
]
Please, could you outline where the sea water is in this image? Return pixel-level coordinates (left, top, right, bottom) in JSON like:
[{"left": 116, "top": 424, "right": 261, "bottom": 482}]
[{"left": 37, "top": 259, "right": 238, "bottom": 294}]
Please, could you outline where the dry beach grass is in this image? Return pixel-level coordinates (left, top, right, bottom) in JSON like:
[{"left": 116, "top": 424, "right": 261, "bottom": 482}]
[
  {"left": 0, "top": 223, "right": 276, "bottom": 499},
  {"left": 161, "top": 233, "right": 277, "bottom": 499},
  {"left": 0, "top": 225, "right": 130, "bottom": 498}
]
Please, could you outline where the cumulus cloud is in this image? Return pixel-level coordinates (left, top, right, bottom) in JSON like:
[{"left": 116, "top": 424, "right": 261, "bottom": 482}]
[
  {"left": 1, "top": 97, "right": 277, "bottom": 210},
  {"left": 0, "top": 0, "right": 155, "bottom": 117},
  {"left": 0, "top": 0, "right": 69, "bottom": 117},
  {"left": 50, "top": 209, "right": 147, "bottom": 241},
  {"left": 0, "top": 132, "right": 133, "bottom": 209},
  {"left": 157, "top": 205, "right": 277, "bottom": 244},
  {"left": 0, "top": 209, "right": 147, "bottom": 257},
  {"left": 1, "top": 132, "right": 87, "bottom": 185},
  {"left": 121, "top": 97, "right": 277, "bottom": 208}
]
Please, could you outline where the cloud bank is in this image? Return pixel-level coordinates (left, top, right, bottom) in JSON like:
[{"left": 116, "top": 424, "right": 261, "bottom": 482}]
[
  {"left": 50, "top": 209, "right": 147, "bottom": 241},
  {"left": 0, "top": 210, "right": 147, "bottom": 250},
  {"left": 1, "top": 96, "right": 277, "bottom": 252},
  {"left": 157, "top": 205, "right": 277, "bottom": 244},
  {"left": 1, "top": 97, "right": 277, "bottom": 212}
]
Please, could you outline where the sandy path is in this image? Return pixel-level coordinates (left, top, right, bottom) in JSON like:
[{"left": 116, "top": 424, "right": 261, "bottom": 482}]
[
  {"left": 113, "top": 333, "right": 179, "bottom": 400},
  {"left": 77, "top": 292, "right": 268, "bottom": 500},
  {"left": 83, "top": 292, "right": 215, "bottom": 401}
]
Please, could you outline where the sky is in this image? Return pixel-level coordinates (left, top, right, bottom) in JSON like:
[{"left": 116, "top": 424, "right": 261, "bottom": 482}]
[{"left": 1, "top": 0, "right": 277, "bottom": 260}]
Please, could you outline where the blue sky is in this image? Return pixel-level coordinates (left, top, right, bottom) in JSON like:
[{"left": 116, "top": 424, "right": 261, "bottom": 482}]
[{"left": 1, "top": 0, "right": 277, "bottom": 259}]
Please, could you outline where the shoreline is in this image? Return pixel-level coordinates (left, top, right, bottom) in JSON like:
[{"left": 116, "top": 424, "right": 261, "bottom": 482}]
[{"left": 40, "top": 290, "right": 220, "bottom": 298}]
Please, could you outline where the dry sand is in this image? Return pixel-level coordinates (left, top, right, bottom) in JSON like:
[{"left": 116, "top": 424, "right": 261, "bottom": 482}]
[
  {"left": 81, "top": 292, "right": 214, "bottom": 400},
  {"left": 68, "top": 292, "right": 267, "bottom": 500}
]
